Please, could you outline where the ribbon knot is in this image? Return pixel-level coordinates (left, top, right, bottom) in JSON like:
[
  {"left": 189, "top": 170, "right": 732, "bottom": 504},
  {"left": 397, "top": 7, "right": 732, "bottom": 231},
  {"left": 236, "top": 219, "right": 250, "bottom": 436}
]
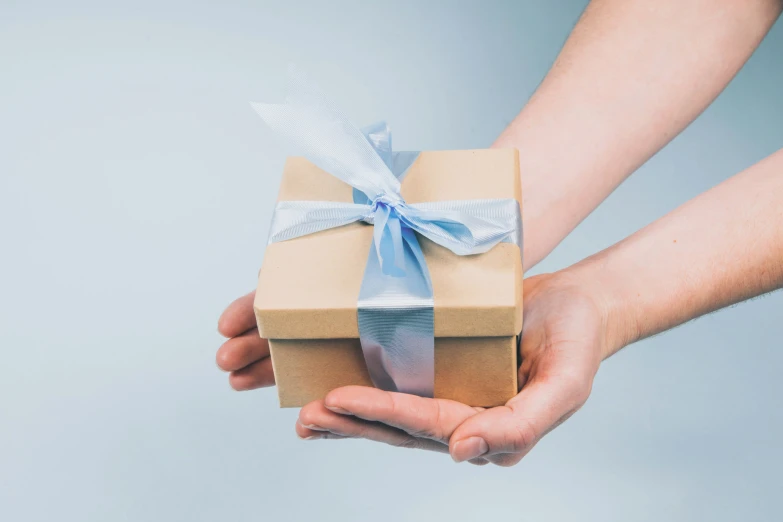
[
  {"left": 371, "top": 192, "right": 405, "bottom": 211},
  {"left": 367, "top": 193, "right": 409, "bottom": 278},
  {"left": 363, "top": 191, "right": 406, "bottom": 225}
]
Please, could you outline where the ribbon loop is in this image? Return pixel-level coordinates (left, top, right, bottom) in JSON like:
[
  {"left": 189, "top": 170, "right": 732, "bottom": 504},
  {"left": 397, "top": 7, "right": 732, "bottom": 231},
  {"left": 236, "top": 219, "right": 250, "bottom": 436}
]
[{"left": 251, "top": 66, "right": 401, "bottom": 201}]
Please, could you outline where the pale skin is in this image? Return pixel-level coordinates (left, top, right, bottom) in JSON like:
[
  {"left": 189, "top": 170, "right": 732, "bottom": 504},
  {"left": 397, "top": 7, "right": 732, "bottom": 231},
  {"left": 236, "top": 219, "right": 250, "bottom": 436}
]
[{"left": 216, "top": 0, "right": 783, "bottom": 466}]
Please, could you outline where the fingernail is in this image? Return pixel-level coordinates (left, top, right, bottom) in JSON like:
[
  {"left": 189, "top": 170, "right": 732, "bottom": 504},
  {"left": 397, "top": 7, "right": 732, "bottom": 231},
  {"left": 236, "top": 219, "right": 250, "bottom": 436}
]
[
  {"left": 296, "top": 420, "right": 327, "bottom": 431},
  {"left": 298, "top": 434, "right": 322, "bottom": 441},
  {"left": 301, "top": 423, "right": 327, "bottom": 431},
  {"left": 452, "top": 437, "right": 489, "bottom": 463},
  {"left": 325, "top": 405, "right": 352, "bottom": 415}
]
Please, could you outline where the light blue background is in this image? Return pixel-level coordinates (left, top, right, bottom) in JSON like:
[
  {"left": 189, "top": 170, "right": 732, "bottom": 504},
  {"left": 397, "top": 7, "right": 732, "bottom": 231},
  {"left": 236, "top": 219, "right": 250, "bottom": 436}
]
[{"left": 2, "top": 1, "right": 782, "bottom": 520}]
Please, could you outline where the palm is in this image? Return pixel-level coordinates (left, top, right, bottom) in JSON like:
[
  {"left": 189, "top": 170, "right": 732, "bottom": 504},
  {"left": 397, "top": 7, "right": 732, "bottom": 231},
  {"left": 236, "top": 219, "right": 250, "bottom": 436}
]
[{"left": 295, "top": 273, "right": 607, "bottom": 466}]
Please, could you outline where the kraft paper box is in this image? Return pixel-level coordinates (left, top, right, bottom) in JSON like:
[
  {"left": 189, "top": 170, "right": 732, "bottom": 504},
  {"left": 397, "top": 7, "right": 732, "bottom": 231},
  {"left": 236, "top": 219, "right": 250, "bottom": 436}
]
[{"left": 254, "top": 148, "right": 523, "bottom": 407}]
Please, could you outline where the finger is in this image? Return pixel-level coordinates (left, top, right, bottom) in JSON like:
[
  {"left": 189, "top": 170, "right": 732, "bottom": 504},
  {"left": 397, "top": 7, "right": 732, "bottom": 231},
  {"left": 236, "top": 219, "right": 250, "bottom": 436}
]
[
  {"left": 299, "top": 401, "right": 490, "bottom": 464},
  {"left": 218, "top": 291, "right": 257, "bottom": 338},
  {"left": 294, "top": 421, "right": 348, "bottom": 441},
  {"left": 298, "top": 400, "right": 449, "bottom": 453},
  {"left": 228, "top": 357, "right": 275, "bottom": 390},
  {"left": 216, "top": 329, "right": 269, "bottom": 372},
  {"left": 449, "top": 375, "right": 588, "bottom": 466},
  {"left": 323, "top": 386, "right": 480, "bottom": 443}
]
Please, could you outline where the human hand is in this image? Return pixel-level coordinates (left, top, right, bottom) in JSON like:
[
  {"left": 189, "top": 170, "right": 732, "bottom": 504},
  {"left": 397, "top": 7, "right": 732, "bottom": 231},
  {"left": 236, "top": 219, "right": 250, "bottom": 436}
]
[
  {"left": 216, "top": 291, "right": 275, "bottom": 391},
  {"left": 295, "top": 272, "right": 611, "bottom": 466}
]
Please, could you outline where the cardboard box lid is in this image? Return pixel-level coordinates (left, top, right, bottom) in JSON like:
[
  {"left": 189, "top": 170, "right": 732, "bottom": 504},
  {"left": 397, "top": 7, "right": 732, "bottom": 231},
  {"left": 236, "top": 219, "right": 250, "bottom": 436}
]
[{"left": 255, "top": 148, "right": 523, "bottom": 339}]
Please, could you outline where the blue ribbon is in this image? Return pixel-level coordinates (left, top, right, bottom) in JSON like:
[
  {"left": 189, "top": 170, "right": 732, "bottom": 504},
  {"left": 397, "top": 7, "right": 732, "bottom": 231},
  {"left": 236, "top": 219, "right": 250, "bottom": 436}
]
[{"left": 253, "top": 68, "right": 522, "bottom": 397}]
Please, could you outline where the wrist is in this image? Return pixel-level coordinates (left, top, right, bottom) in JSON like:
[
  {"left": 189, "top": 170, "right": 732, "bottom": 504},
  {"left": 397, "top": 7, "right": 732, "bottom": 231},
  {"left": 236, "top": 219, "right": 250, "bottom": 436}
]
[{"left": 554, "top": 253, "right": 641, "bottom": 360}]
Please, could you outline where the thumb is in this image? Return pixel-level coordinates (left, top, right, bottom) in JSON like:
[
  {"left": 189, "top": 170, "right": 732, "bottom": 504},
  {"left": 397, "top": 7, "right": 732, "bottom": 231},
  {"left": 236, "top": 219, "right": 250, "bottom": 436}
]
[{"left": 449, "top": 374, "right": 589, "bottom": 466}]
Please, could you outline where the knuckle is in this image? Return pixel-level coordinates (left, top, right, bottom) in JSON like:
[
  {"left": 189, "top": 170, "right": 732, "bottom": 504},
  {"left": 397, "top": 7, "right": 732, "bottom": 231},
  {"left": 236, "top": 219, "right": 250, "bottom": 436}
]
[
  {"left": 407, "top": 400, "right": 446, "bottom": 441},
  {"left": 349, "top": 420, "right": 385, "bottom": 441},
  {"left": 408, "top": 410, "right": 440, "bottom": 440},
  {"left": 558, "top": 370, "right": 592, "bottom": 407},
  {"left": 491, "top": 453, "right": 524, "bottom": 467},
  {"left": 228, "top": 373, "right": 247, "bottom": 391},
  {"left": 392, "top": 437, "right": 421, "bottom": 450},
  {"left": 385, "top": 393, "right": 400, "bottom": 418},
  {"left": 298, "top": 405, "right": 320, "bottom": 427},
  {"left": 509, "top": 417, "right": 538, "bottom": 453},
  {"left": 429, "top": 401, "right": 445, "bottom": 441},
  {"left": 215, "top": 348, "right": 233, "bottom": 370},
  {"left": 572, "top": 385, "right": 591, "bottom": 408},
  {"left": 352, "top": 426, "right": 372, "bottom": 439}
]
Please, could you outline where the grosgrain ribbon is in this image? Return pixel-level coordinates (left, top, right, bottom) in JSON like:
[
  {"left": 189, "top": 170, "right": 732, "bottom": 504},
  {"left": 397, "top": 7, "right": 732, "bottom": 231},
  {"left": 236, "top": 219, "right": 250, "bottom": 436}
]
[{"left": 253, "top": 68, "right": 522, "bottom": 397}]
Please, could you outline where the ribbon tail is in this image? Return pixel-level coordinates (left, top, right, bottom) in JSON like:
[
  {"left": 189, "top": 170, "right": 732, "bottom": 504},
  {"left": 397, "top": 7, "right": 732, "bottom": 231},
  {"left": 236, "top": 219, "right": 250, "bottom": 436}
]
[
  {"left": 267, "top": 201, "right": 371, "bottom": 244},
  {"left": 401, "top": 198, "right": 522, "bottom": 255},
  {"left": 357, "top": 226, "right": 434, "bottom": 397}
]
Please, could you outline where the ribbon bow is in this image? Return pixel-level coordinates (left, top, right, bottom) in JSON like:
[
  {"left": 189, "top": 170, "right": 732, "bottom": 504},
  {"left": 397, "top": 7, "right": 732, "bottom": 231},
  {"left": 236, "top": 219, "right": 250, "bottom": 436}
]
[{"left": 253, "top": 68, "right": 522, "bottom": 397}]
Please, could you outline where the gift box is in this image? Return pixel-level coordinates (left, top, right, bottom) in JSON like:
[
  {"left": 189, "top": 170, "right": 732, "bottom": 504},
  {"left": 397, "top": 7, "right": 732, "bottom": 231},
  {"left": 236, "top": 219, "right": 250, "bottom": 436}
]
[{"left": 254, "top": 148, "right": 523, "bottom": 407}]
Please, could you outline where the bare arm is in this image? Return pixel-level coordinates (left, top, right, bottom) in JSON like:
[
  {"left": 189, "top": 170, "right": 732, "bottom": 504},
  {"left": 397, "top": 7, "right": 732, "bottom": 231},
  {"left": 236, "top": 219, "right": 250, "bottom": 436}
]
[
  {"left": 502, "top": 0, "right": 782, "bottom": 268},
  {"left": 584, "top": 148, "right": 783, "bottom": 357}
]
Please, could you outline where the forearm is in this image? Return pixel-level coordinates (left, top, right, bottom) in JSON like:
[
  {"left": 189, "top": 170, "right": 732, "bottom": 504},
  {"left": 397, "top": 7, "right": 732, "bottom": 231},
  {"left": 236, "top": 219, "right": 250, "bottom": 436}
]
[
  {"left": 496, "top": 0, "right": 782, "bottom": 268},
  {"left": 567, "top": 148, "right": 783, "bottom": 358}
]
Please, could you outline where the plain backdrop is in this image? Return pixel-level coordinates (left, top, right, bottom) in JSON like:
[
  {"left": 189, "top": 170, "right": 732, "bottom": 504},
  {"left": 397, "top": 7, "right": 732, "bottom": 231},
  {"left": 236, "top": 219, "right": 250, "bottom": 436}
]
[{"left": 2, "top": 1, "right": 782, "bottom": 521}]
